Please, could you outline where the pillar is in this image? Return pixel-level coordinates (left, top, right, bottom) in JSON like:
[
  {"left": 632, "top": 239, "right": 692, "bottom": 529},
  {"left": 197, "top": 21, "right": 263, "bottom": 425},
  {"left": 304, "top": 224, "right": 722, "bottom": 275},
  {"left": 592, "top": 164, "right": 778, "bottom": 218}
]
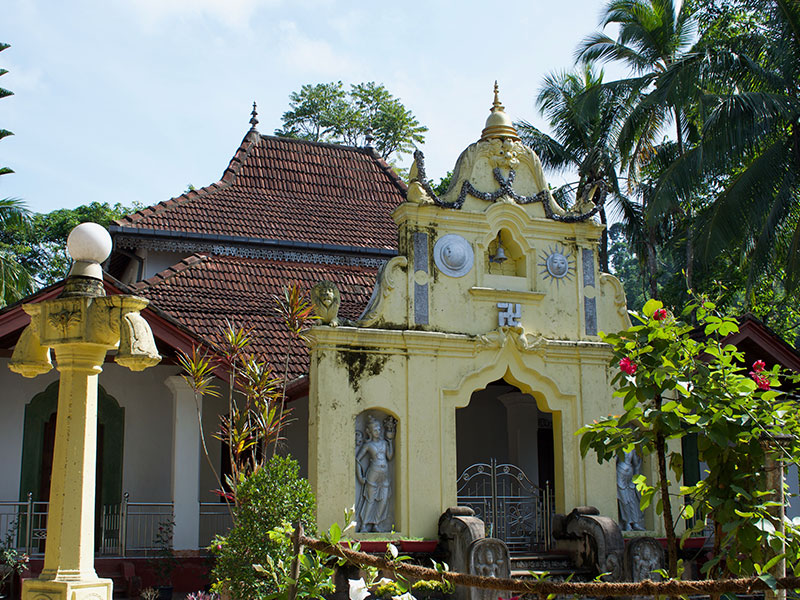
[
  {"left": 38, "top": 344, "right": 109, "bottom": 584},
  {"left": 166, "top": 375, "right": 201, "bottom": 550},
  {"left": 9, "top": 223, "right": 161, "bottom": 600}
]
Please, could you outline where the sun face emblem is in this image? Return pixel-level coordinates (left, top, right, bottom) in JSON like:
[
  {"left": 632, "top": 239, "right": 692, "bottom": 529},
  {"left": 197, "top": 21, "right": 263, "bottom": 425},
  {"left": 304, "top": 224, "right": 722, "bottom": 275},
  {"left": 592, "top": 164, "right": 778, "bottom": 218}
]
[{"left": 539, "top": 244, "right": 575, "bottom": 286}]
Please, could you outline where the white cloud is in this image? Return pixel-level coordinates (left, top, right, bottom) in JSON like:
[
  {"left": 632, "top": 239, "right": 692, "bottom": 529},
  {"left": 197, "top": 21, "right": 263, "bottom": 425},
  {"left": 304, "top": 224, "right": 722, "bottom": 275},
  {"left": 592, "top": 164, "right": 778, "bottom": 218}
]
[
  {"left": 125, "top": 0, "right": 280, "bottom": 29},
  {"left": 276, "top": 20, "right": 361, "bottom": 77}
]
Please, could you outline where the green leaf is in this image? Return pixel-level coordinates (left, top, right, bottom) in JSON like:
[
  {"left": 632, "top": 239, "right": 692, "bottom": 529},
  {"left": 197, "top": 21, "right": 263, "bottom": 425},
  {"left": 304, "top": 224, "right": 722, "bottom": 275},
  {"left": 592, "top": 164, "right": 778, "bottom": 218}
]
[
  {"left": 758, "top": 573, "right": 778, "bottom": 591},
  {"left": 328, "top": 522, "right": 341, "bottom": 544},
  {"left": 642, "top": 299, "right": 663, "bottom": 317}
]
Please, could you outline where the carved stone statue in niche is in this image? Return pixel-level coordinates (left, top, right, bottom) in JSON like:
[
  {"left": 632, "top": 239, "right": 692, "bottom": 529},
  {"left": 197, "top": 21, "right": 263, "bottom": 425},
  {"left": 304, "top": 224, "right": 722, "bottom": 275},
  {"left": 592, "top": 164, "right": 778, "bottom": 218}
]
[
  {"left": 467, "top": 538, "right": 510, "bottom": 600},
  {"left": 625, "top": 537, "right": 664, "bottom": 582},
  {"left": 617, "top": 450, "right": 646, "bottom": 531},
  {"left": 355, "top": 412, "right": 397, "bottom": 532}
]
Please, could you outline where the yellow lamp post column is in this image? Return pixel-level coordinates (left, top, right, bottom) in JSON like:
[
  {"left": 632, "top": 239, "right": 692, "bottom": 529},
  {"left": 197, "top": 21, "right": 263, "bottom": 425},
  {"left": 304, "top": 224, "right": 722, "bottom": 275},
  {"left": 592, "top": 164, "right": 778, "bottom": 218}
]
[{"left": 9, "top": 223, "right": 161, "bottom": 600}]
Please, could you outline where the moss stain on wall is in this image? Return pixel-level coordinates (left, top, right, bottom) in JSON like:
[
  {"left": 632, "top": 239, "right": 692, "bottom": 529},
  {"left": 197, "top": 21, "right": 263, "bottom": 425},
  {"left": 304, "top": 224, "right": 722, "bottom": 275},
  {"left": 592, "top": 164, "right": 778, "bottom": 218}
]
[{"left": 336, "top": 346, "right": 389, "bottom": 393}]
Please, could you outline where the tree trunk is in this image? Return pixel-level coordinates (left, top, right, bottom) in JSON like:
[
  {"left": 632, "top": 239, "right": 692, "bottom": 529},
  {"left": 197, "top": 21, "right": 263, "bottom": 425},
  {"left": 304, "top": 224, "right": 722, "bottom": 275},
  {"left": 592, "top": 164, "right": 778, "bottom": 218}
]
[
  {"left": 675, "top": 106, "right": 694, "bottom": 292},
  {"left": 599, "top": 207, "right": 609, "bottom": 273},
  {"left": 654, "top": 393, "right": 678, "bottom": 579}
]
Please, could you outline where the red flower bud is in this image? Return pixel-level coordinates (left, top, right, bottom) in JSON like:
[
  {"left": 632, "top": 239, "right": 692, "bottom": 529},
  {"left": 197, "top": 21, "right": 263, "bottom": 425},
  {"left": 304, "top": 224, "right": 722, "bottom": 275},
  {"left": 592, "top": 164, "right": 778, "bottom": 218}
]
[{"left": 654, "top": 308, "right": 668, "bottom": 321}]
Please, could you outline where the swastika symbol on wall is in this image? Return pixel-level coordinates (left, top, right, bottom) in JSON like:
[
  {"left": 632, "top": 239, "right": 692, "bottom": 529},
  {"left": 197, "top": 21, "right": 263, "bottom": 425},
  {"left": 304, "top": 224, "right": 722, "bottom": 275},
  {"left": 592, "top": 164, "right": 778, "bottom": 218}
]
[{"left": 497, "top": 302, "right": 521, "bottom": 327}]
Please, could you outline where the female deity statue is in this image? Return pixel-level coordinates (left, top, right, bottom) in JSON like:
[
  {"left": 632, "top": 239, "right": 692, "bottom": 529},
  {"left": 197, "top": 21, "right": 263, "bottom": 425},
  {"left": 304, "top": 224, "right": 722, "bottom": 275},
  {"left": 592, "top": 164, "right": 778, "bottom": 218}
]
[
  {"left": 356, "top": 415, "right": 396, "bottom": 532},
  {"left": 616, "top": 449, "right": 646, "bottom": 531}
]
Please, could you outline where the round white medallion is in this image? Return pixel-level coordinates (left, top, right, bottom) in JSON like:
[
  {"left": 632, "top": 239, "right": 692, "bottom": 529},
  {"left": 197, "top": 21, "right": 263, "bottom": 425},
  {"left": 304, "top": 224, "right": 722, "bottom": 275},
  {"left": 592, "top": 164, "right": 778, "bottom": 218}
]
[{"left": 433, "top": 234, "right": 474, "bottom": 277}]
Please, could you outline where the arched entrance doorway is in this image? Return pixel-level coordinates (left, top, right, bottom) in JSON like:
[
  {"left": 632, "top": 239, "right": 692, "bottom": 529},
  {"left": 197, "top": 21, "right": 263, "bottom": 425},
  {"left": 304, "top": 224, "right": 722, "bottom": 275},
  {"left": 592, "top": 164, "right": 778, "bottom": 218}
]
[
  {"left": 456, "top": 379, "right": 555, "bottom": 554},
  {"left": 19, "top": 381, "right": 125, "bottom": 550}
]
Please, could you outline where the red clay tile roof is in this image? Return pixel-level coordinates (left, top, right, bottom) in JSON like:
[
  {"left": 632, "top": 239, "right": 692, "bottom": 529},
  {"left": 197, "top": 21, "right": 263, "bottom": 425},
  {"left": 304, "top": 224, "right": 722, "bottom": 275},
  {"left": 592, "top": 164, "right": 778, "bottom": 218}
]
[
  {"left": 114, "top": 131, "right": 406, "bottom": 250},
  {"left": 130, "top": 253, "right": 378, "bottom": 380}
]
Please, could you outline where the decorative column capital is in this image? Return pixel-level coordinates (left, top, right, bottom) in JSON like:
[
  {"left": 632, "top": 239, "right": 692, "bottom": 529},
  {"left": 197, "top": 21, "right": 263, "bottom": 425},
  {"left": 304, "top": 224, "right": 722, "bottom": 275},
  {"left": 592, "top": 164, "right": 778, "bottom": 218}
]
[{"left": 10, "top": 294, "right": 161, "bottom": 378}]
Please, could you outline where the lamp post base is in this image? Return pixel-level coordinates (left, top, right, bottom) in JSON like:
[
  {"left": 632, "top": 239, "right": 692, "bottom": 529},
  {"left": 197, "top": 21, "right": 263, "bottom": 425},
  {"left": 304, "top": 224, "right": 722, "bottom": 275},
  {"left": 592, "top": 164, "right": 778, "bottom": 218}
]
[{"left": 22, "top": 576, "right": 113, "bottom": 600}]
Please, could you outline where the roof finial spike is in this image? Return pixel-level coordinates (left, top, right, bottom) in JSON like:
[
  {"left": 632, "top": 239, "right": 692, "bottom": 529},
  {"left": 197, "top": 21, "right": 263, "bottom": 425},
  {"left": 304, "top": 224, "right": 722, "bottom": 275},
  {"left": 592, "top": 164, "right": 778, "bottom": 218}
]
[
  {"left": 249, "top": 101, "right": 259, "bottom": 129},
  {"left": 491, "top": 81, "right": 504, "bottom": 113}
]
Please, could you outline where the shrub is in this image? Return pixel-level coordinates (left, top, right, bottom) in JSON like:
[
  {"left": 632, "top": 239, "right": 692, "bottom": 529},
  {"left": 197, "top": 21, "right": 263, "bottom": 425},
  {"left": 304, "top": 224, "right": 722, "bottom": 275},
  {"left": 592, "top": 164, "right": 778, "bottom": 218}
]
[{"left": 210, "top": 454, "right": 316, "bottom": 600}]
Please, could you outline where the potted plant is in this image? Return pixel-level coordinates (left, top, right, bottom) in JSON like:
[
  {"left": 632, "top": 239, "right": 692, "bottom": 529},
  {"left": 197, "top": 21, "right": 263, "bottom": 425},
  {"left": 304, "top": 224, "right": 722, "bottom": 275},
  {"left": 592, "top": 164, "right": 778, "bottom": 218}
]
[
  {"left": 0, "top": 528, "right": 29, "bottom": 600},
  {"left": 149, "top": 519, "right": 178, "bottom": 600}
]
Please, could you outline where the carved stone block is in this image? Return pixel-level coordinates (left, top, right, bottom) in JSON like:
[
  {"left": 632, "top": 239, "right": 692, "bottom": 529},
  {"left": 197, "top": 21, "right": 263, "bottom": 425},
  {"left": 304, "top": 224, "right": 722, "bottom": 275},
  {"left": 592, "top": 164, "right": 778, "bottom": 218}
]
[{"left": 467, "top": 538, "right": 510, "bottom": 600}]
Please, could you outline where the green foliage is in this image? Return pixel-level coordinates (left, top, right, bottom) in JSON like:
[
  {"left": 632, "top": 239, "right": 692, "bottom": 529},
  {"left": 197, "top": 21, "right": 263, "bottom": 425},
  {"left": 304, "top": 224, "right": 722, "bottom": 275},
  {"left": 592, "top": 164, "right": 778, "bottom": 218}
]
[
  {"left": 210, "top": 455, "right": 316, "bottom": 600},
  {"left": 149, "top": 518, "right": 178, "bottom": 586},
  {"left": 0, "top": 201, "right": 140, "bottom": 288},
  {"left": 431, "top": 171, "right": 452, "bottom": 197},
  {"left": 0, "top": 523, "right": 29, "bottom": 595},
  {"left": 275, "top": 81, "right": 427, "bottom": 161},
  {"left": 580, "top": 298, "right": 800, "bottom": 577}
]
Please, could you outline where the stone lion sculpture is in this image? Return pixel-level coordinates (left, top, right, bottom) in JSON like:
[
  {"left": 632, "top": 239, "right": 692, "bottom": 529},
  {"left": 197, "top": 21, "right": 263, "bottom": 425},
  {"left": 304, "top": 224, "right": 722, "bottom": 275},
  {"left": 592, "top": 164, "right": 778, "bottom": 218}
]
[{"left": 311, "top": 280, "right": 341, "bottom": 326}]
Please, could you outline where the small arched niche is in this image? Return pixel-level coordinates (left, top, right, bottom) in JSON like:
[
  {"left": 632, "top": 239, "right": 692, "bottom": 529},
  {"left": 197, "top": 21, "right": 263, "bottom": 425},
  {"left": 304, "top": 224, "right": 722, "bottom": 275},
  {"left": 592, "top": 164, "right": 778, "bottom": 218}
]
[
  {"left": 485, "top": 229, "right": 526, "bottom": 277},
  {"left": 355, "top": 409, "right": 398, "bottom": 533}
]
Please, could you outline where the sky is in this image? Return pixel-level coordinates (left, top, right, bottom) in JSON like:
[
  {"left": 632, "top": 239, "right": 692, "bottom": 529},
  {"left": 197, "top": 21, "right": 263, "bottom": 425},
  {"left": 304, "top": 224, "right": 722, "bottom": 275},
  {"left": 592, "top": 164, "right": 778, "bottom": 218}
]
[{"left": 3, "top": 0, "right": 627, "bottom": 215}]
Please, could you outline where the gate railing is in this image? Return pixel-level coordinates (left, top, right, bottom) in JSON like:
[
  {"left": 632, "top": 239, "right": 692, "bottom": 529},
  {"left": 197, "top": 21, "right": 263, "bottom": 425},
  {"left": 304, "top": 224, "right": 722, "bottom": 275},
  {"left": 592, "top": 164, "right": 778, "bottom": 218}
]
[
  {"left": 199, "top": 503, "right": 233, "bottom": 547},
  {"left": 100, "top": 494, "right": 173, "bottom": 556},
  {"left": 457, "top": 459, "right": 554, "bottom": 554}
]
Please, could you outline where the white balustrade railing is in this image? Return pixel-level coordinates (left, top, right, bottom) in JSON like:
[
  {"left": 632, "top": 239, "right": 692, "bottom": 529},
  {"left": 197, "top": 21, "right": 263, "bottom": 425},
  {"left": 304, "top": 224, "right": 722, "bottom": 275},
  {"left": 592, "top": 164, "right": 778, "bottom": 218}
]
[{"left": 0, "top": 493, "right": 232, "bottom": 556}]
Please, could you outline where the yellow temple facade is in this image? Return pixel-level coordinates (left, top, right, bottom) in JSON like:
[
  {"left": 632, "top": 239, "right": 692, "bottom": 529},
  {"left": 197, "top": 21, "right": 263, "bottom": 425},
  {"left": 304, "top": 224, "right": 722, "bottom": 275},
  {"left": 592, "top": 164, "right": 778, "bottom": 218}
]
[{"left": 308, "top": 87, "right": 635, "bottom": 540}]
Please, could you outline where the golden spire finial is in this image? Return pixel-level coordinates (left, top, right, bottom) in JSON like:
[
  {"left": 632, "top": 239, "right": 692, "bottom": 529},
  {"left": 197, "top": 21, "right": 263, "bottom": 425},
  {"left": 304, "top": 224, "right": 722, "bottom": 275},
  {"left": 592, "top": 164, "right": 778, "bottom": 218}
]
[
  {"left": 492, "top": 81, "right": 503, "bottom": 112},
  {"left": 480, "top": 81, "right": 519, "bottom": 141}
]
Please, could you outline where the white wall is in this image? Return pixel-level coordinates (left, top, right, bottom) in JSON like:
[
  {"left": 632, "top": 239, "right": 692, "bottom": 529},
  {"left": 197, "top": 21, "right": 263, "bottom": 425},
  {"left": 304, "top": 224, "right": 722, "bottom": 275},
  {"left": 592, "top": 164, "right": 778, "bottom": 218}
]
[
  {"left": 0, "top": 363, "right": 59, "bottom": 501},
  {"left": 99, "top": 363, "right": 178, "bottom": 502}
]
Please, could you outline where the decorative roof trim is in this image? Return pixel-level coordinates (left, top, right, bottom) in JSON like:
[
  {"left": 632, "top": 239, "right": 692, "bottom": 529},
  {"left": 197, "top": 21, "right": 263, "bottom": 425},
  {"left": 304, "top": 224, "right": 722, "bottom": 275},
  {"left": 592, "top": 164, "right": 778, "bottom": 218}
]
[
  {"left": 130, "top": 253, "right": 210, "bottom": 291},
  {"left": 110, "top": 227, "right": 398, "bottom": 258}
]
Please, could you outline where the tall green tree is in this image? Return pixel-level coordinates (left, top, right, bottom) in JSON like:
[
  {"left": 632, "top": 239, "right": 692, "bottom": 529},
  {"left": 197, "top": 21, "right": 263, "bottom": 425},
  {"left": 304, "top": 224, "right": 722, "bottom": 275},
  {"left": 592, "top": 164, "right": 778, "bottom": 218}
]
[
  {"left": 0, "top": 43, "right": 13, "bottom": 178},
  {"left": 0, "top": 43, "right": 35, "bottom": 307},
  {"left": 650, "top": 0, "right": 800, "bottom": 299},
  {"left": 516, "top": 65, "right": 640, "bottom": 273},
  {"left": 0, "top": 202, "right": 140, "bottom": 288},
  {"left": 275, "top": 81, "right": 427, "bottom": 161},
  {"left": 577, "top": 0, "right": 700, "bottom": 288}
]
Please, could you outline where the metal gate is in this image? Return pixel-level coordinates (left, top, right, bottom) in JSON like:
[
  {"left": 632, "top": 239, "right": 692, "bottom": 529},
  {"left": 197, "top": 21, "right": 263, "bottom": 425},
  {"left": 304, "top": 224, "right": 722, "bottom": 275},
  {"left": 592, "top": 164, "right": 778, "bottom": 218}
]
[{"left": 456, "top": 458, "right": 554, "bottom": 554}]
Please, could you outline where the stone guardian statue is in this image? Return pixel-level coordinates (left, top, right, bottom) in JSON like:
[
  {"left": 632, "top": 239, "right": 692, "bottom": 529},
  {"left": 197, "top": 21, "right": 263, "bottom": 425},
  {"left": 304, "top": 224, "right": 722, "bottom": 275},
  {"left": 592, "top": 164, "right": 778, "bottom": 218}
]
[{"left": 356, "top": 414, "right": 396, "bottom": 532}]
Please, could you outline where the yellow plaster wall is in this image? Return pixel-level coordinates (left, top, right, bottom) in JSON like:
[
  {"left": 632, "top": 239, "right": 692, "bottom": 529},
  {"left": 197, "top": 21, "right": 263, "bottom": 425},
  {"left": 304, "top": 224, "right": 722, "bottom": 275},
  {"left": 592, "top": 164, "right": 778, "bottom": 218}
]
[{"left": 309, "top": 326, "right": 623, "bottom": 539}]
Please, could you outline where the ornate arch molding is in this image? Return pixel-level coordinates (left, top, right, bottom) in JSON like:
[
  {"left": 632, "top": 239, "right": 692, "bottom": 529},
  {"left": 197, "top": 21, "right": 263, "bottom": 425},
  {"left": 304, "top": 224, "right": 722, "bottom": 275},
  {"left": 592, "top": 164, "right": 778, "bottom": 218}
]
[
  {"left": 19, "top": 381, "right": 125, "bottom": 507},
  {"left": 441, "top": 344, "right": 577, "bottom": 512}
]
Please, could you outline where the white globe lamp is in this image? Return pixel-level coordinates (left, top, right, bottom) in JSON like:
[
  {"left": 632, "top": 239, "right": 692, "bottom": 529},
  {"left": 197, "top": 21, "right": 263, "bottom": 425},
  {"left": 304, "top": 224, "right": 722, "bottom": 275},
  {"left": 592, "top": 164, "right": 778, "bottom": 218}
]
[{"left": 66, "top": 222, "right": 112, "bottom": 281}]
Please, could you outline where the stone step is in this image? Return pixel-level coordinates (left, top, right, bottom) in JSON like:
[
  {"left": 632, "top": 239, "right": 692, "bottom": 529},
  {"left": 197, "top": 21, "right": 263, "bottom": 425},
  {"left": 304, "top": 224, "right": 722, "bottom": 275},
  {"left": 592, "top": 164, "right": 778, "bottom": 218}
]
[{"left": 510, "top": 553, "right": 574, "bottom": 572}]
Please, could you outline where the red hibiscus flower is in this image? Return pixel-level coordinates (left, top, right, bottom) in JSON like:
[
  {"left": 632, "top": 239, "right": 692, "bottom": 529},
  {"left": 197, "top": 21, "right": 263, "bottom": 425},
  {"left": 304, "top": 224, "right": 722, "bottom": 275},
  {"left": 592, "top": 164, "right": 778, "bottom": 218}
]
[
  {"left": 653, "top": 308, "right": 668, "bottom": 321},
  {"left": 619, "top": 357, "right": 637, "bottom": 375}
]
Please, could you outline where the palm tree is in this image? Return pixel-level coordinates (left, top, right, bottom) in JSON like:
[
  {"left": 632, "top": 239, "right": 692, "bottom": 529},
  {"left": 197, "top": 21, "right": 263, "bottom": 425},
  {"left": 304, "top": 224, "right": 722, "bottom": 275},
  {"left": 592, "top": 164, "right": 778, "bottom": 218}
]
[
  {"left": 516, "top": 65, "right": 640, "bottom": 273},
  {"left": 576, "top": 0, "right": 699, "bottom": 288},
  {"left": 0, "top": 198, "right": 35, "bottom": 306},
  {"left": 651, "top": 0, "right": 800, "bottom": 296}
]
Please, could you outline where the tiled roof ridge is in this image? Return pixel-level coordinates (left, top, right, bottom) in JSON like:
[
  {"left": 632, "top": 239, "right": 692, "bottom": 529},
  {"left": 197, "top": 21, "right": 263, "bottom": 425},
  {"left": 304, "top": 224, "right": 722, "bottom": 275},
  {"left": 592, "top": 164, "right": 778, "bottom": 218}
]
[
  {"left": 131, "top": 253, "right": 210, "bottom": 291},
  {"left": 220, "top": 128, "right": 262, "bottom": 183},
  {"left": 366, "top": 147, "right": 409, "bottom": 194},
  {"left": 114, "top": 180, "right": 232, "bottom": 226}
]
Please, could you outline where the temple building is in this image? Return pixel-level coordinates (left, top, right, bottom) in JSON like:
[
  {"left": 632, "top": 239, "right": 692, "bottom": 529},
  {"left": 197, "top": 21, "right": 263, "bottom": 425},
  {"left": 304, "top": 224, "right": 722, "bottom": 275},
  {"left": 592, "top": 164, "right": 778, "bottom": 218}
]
[{"left": 0, "top": 90, "right": 798, "bottom": 586}]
